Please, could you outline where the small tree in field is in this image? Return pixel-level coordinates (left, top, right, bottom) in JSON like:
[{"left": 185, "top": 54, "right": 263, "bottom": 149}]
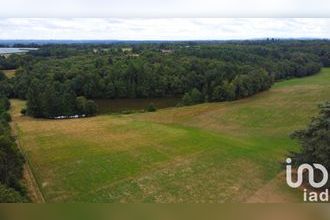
[{"left": 290, "top": 102, "right": 330, "bottom": 187}]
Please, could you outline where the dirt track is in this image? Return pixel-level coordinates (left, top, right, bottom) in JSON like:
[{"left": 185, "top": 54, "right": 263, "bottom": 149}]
[{"left": 246, "top": 172, "right": 298, "bottom": 203}]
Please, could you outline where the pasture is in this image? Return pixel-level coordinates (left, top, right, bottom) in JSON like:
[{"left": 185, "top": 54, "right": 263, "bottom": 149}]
[{"left": 10, "top": 68, "right": 330, "bottom": 202}]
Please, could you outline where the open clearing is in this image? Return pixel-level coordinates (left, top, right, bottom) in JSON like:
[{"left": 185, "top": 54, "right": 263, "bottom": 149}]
[
  {"left": 10, "top": 68, "right": 330, "bottom": 202},
  {"left": 2, "top": 69, "right": 16, "bottom": 78}
]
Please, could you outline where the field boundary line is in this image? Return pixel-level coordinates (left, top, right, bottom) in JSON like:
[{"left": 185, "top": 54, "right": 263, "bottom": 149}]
[{"left": 12, "top": 121, "right": 45, "bottom": 203}]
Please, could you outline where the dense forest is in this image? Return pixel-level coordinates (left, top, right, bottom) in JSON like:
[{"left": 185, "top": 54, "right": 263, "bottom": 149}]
[{"left": 1, "top": 40, "right": 330, "bottom": 118}]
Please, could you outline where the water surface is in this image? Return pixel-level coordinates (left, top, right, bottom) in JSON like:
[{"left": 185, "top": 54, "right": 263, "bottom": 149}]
[
  {"left": 0, "top": 48, "right": 38, "bottom": 54},
  {"left": 95, "top": 97, "right": 181, "bottom": 114}
]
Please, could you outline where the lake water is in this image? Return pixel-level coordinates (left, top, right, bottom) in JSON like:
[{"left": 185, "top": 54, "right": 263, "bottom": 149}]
[
  {"left": 0, "top": 48, "right": 38, "bottom": 54},
  {"left": 95, "top": 97, "right": 182, "bottom": 114}
]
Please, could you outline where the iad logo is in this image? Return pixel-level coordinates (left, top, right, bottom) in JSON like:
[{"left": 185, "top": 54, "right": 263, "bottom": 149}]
[
  {"left": 286, "top": 158, "right": 329, "bottom": 202},
  {"left": 286, "top": 158, "right": 328, "bottom": 188}
]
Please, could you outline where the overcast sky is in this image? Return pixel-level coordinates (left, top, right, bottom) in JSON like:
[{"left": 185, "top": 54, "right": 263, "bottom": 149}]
[
  {"left": 1, "top": 18, "right": 330, "bottom": 40},
  {"left": 1, "top": 0, "right": 330, "bottom": 17}
]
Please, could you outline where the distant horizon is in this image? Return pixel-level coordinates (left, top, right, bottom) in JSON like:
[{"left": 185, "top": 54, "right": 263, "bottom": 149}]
[
  {"left": 1, "top": 37, "right": 330, "bottom": 44},
  {"left": 1, "top": 18, "right": 330, "bottom": 41}
]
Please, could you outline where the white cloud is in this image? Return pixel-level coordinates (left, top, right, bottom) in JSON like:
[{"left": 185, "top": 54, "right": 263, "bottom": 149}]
[
  {"left": 1, "top": 0, "right": 330, "bottom": 17},
  {"left": 0, "top": 18, "right": 330, "bottom": 40}
]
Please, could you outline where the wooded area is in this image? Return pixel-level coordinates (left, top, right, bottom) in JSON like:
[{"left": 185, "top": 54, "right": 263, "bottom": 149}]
[
  {"left": 0, "top": 95, "right": 26, "bottom": 202},
  {"left": 2, "top": 40, "right": 328, "bottom": 117}
]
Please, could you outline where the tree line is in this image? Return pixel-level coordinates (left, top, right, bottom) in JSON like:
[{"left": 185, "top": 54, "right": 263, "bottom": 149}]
[
  {"left": 290, "top": 102, "right": 330, "bottom": 188},
  {"left": 0, "top": 75, "right": 26, "bottom": 202},
  {"left": 4, "top": 40, "right": 330, "bottom": 118}
]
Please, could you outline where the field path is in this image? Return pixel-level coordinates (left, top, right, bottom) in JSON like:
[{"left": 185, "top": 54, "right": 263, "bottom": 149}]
[
  {"left": 21, "top": 158, "right": 45, "bottom": 203},
  {"left": 246, "top": 172, "right": 298, "bottom": 203},
  {"left": 10, "top": 103, "right": 45, "bottom": 203}
]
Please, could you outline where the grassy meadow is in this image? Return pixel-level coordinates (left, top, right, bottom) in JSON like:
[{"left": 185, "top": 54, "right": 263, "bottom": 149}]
[{"left": 10, "top": 68, "right": 330, "bottom": 202}]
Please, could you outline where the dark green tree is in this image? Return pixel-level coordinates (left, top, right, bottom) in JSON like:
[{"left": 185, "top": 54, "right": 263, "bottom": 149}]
[
  {"left": 290, "top": 102, "right": 330, "bottom": 187},
  {"left": 212, "top": 80, "right": 235, "bottom": 101},
  {"left": 76, "top": 96, "right": 87, "bottom": 115},
  {"left": 190, "top": 88, "right": 203, "bottom": 104},
  {"left": 0, "top": 133, "right": 25, "bottom": 193},
  {"left": 182, "top": 92, "right": 193, "bottom": 106},
  {"left": 26, "top": 79, "right": 43, "bottom": 118},
  {"left": 85, "top": 100, "right": 97, "bottom": 116},
  {"left": 0, "top": 71, "right": 6, "bottom": 81}
]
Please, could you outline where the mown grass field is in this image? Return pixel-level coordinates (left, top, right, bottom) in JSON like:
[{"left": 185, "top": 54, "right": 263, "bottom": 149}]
[{"left": 10, "top": 68, "right": 330, "bottom": 202}]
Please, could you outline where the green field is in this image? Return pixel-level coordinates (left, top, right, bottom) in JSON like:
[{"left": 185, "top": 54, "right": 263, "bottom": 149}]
[{"left": 11, "top": 68, "right": 330, "bottom": 202}]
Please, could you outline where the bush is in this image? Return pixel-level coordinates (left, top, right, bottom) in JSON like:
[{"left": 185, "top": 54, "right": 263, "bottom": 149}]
[
  {"left": 121, "top": 110, "right": 135, "bottom": 114},
  {"left": 146, "top": 103, "right": 157, "bottom": 112},
  {"left": 176, "top": 102, "right": 183, "bottom": 107},
  {"left": 20, "top": 108, "right": 27, "bottom": 115}
]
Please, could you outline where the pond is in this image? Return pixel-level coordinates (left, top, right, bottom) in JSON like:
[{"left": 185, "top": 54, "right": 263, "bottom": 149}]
[
  {"left": 0, "top": 48, "right": 38, "bottom": 54},
  {"left": 94, "top": 97, "right": 182, "bottom": 114}
]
